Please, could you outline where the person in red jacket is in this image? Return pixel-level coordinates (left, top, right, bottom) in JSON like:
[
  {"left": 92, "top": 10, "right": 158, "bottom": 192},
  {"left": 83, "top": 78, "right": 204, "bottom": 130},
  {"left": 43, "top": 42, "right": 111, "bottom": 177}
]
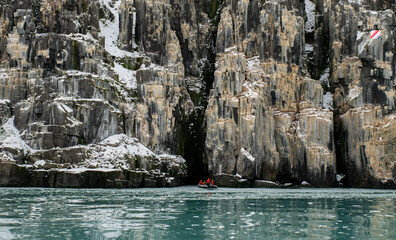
[
  {"left": 199, "top": 180, "right": 202, "bottom": 185},
  {"left": 207, "top": 178, "right": 211, "bottom": 185},
  {"left": 211, "top": 180, "right": 214, "bottom": 186}
]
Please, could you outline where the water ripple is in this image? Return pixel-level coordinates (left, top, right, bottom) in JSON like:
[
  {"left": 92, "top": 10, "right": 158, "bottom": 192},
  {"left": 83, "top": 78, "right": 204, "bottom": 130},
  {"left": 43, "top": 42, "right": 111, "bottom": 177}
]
[{"left": 0, "top": 187, "right": 395, "bottom": 239}]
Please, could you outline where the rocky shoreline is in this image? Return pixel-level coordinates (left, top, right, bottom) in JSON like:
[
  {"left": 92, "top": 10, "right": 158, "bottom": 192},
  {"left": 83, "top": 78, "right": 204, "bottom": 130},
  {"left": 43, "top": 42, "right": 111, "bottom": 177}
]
[
  {"left": 0, "top": 162, "right": 185, "bottom": 188},
  {"left": 0, "top": 162, "right": 312, "bottom": 188},
  {"left": 2, "top": 166, "right": 394, "bottom": 189}
]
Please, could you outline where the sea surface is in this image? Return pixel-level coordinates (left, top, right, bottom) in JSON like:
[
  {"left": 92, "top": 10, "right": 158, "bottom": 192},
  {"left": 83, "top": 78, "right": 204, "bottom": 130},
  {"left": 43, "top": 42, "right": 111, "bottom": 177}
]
[{"left": 0, "top": 187, "right": 395, "bottom": 239}]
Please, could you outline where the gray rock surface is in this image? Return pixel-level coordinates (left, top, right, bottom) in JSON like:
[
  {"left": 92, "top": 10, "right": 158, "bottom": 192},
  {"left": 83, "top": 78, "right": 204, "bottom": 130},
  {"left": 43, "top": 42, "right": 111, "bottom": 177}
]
[
  {"left": 205, "top": 52, "right": 335, "bottom": 186},
  {"left": 329, "top": 1, "right": 396, "bottom": 187},
  {"left": 0, "top": 0, "right": 187, "bottom": 187},
  {"left": 0, "top": 162, "right": 30, "bottom": 187},
  {"left": 0, "top": 0, "right": 395, "bottom": 188}
]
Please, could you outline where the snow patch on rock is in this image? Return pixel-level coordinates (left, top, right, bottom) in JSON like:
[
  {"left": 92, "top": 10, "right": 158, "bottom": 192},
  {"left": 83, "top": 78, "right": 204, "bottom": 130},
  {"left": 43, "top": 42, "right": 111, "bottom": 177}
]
[
  {"left": 319, "top": 67, "right": 330, "bottom": 87},
  {"left": 305, "top": 43, "right": 313, "bottom": 52},
  {"left": 159, "top": 154, "right": 187, "bottom": 170},
  {"left": 305, "top": 0, "right": 315, "bottom": 33},
  {"left": 323, "top": 92, "right": 333, "bottom": 110},
  {"left": 99, "top": 0, "right": 137, "bottom": 58},
  {"left": 114, "top": 62, "right": 137, "bottom": 90},
  {"left": 347, "top": 86, "right": 362, "bottom": 101},
  {"left": 348, "top": 0, "right": 363, "bottom": 5},
  {"left": 336, "top": 174, "right": 345, "bottom": 182},
  {"left": 99, "top": 0, "right": 140, "bottom": 90},
  {"left": 0, "top": 99, "right": 10, "bottom": 105},
  {"left": 0, "top": 117, "right": 34, "bottom": 153},
  {"left": 246, "top": 56, "right": 260, "bottom": 71},
  {"left": 242, "top": 80, "right": 260, "bottom": 98},
  {"left": 240, "top": 148, "right": 255, "bottom": 162},
  {"left": 81, "top": 134, "right": 156, "bottom": 169},
  {"left": 34, "top": 160, "right": 46, "bottom": 167},
  {"left": 0, "top": 69, "right": 9, "bottom": 79}
]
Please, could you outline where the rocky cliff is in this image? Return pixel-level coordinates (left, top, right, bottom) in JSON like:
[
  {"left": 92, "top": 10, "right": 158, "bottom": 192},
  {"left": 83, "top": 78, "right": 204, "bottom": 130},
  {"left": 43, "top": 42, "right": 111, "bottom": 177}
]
[
  {"left": 0, "top": 0, "right": 395, "bottom": 188},
  {"left": 329, "top": 0, "right": 396, "bottom": 187},
  {"left": 0, "top": 0, "right": 187, "bottom": 187}
]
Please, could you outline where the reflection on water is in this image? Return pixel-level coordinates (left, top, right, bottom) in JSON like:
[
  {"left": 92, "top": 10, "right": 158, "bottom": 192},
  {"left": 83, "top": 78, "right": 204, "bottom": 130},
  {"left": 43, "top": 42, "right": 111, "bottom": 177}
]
[{"left": 0, "top": 187, "right": 395, "bottom": 239}]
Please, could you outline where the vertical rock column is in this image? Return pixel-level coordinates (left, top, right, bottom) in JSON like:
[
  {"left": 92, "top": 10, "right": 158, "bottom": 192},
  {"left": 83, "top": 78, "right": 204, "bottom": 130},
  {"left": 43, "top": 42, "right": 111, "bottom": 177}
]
[
  {"left": 135, "top": 67, "right": 193, "bottom": 154},
  {"left": 134, "top": 0, "right": 194, "bottom": 154},
  {"left": 330, "top": 1, "right": 396, "bottom": 187},
  {"left": 205, "top": 0, "right": 336, "bottom": 186},
  {"left": 118, "top": 0, "right": 135, "bottom": 52}
]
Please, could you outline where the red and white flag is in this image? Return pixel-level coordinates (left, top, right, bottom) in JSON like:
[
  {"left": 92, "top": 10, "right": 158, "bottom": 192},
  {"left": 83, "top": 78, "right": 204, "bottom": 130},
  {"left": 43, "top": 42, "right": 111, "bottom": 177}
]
[{"left": 370, "top": 30, "right": 381, "bottom": 39}]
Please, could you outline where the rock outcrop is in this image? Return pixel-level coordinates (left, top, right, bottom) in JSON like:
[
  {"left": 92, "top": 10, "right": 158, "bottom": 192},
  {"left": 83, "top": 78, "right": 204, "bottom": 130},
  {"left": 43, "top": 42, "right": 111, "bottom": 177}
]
[
  {"left": 205, "top": 53, "right": 335, "bottom": 186},
  {"left": 204, "top": 0, "right": 395, "bottom": 188},
  {"left": 135, "top": 65, "right": 193, "bottom": 153},
  {"left": 329, "top": 0, "right": 396, "bottom": 187},
  {"left": 205, "top": 0, "right": 336, "bottom": 187},
  {"left": 0, "top": 0, "right": 394, "bottom": 188},
  {"left": 0, "top": 0, "right": 187, "bottom": 188},
  {"left": 132, "top": 0, "right": 213, "bottom": 182}
]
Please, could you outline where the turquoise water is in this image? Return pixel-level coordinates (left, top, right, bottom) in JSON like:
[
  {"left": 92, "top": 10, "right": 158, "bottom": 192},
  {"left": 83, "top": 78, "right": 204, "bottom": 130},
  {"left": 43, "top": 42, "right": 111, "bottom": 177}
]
[{"left": 0, "top": 187, "right": 395, "bottom": 239}]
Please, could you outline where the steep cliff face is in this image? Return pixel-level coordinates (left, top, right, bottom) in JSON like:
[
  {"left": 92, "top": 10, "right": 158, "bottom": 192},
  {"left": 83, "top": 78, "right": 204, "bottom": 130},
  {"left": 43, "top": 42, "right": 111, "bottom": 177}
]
[
  {"left": 133, "top": 0, "right": 191, "bottom": 154},
  {"left": 205, "top": 0, "right": 395, "bottom": 187},
  {"left": 133, "top": 0, "right": 213, "bottom": 182},
  {"left": 205, "top": 0, "right": 336, "bottom": 186},
  {"left": 0, "top": 0, "right": 395, "bottom": 188},
  {"left": 0, "top": 0, "right": 187, "bottom": 187},
  {"left": 329, "top": 0, "right": 396, "bottom": 187}
]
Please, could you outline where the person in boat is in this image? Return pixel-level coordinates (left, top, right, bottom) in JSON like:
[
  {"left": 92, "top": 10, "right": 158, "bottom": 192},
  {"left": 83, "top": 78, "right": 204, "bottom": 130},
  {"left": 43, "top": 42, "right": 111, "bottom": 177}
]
[
  {"left": 211, "top": 180, "right": 214, "bottom": 186},
  {"left": 199, "top": 180, "right": 202, "bottom": 185},
  {"left": 207, "top": 178, "right": 211, "bottom": 186}
]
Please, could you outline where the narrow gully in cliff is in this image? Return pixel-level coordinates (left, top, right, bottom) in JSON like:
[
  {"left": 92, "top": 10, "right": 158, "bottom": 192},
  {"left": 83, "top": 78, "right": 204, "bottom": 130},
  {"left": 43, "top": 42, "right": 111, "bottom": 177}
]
[
  {"left": 99, "top": 0, "right": 140, "bottom": 93},
  {"left": 177, "top": 0, "right": 224, "bottom": 183}
]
